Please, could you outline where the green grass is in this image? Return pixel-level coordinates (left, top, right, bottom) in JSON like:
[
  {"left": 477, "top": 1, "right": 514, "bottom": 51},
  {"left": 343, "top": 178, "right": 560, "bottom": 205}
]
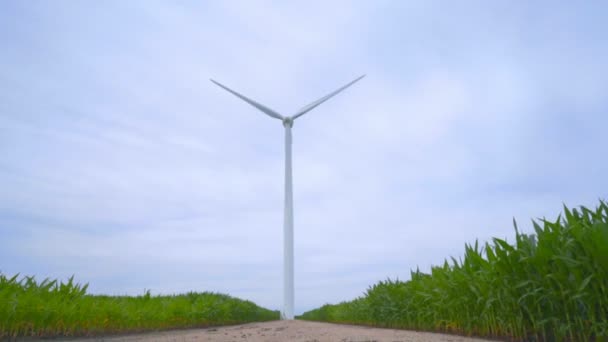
[
  {"left": 0, "top": 273, "right": 279, "bottom": 339},
  {"left": 298, "top": 201, "right": 608, "bottom": 341}
]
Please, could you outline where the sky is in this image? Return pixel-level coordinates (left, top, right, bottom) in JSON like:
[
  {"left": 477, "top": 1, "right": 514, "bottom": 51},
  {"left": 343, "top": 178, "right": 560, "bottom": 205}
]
[{"left": 1, "top": 1, "right": 607, "bottom": 314}]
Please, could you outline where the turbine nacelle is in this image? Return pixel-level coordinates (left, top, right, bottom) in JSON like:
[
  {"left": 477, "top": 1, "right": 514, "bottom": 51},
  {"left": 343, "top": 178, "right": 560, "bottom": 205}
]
[{"left": 282, "top": 117, "right": 294, "bottom": 128}]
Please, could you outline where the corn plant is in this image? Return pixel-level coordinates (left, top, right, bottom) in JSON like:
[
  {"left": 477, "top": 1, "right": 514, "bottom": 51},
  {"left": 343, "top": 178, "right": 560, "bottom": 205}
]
[
  {"left": 298, "top": 201, "right": 608, "bottom": 341},
  {"left": 0, "top": 273, "right": 279, "bottom": 339}
]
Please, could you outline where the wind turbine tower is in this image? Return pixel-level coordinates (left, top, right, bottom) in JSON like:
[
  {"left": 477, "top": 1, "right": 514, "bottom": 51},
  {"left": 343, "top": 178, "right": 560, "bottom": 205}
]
[{"left": 211, "top": 75, "right": 365, "bottom": 320}]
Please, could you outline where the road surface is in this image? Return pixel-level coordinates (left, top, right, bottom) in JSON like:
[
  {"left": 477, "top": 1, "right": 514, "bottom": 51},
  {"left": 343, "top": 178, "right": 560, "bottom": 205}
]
[{"left": 55, "top": 320, "right": 494, "bottom": 342}]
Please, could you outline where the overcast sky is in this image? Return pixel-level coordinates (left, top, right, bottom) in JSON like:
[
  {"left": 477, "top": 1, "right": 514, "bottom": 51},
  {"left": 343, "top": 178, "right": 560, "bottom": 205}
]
[{"left": 1, "top": 1, "right": 607, "bottom": 314}]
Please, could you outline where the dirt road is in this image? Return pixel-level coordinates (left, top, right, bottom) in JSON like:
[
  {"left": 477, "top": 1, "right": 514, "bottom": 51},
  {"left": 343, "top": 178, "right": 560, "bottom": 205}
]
[{"left": 57, "top": 320, "right": 493, "bottom": 342}]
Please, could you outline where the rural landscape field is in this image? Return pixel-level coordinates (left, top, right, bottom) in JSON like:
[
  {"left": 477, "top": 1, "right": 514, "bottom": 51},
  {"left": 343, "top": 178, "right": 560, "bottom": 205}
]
[
  {"left": 299, "top": 202, "right": 608, "bottom": 341},
  {"left": 2, "top": 202, "right": 607, "bottom": 340},
  {"left": 0, "top": 273, "right": 279, "bottom": 338},
  {"left": 2, "top": 2, "right": 607, "bottom": 342}
]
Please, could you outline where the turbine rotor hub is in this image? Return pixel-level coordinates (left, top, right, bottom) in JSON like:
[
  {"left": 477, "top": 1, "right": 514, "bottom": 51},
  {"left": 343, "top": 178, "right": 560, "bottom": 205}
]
[{"left": 282, "top": 117, "right": 294, "bottom": 128}]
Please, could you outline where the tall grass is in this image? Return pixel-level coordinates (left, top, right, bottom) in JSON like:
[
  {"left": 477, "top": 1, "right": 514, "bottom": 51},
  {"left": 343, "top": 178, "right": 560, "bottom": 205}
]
[
  {"left": 0, "top": 274, "right": 279, "bottom": 339},
  {"left": 299, "top": 201, "right": 608, "bottom": 341}
]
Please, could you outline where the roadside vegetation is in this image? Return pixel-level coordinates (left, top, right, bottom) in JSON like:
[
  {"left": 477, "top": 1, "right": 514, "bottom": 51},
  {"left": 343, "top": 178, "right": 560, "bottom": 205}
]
[
  {"left": 0, "top": 273, "right": 279, "bottom": 339},
  {"left": 299, "top": 201, "right": 608, "bottom": 341}
]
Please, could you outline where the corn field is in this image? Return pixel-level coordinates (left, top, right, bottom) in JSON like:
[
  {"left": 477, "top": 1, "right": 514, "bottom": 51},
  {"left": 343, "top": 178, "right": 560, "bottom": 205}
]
[
  {"left": 299, "top": 201, "right": 608, "bottom": 341},
  {"left": 0, "top": 274, "right": 279, "bottom": 339}
]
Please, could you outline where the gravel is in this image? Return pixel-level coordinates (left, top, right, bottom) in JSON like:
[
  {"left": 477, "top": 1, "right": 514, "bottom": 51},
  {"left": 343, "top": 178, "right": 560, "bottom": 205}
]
[{"left": 54, "top": 320, "right": 494, "bottom": 342}]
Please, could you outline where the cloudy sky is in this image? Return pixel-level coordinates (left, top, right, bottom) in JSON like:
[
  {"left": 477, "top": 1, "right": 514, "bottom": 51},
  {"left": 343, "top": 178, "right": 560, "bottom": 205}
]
[{"left": 1, "top": 1, "right": 607, "bottom": 314}]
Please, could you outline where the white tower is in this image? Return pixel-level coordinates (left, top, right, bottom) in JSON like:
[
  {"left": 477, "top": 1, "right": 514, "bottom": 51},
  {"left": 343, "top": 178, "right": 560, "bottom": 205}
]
[{"left": 211, "top": 75, "right": 365, "bottom": 319}]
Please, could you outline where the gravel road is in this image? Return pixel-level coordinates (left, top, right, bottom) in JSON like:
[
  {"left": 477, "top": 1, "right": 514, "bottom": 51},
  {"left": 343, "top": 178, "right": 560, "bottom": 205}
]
[{"left": 55, "top": 320, "right": 494, "bottom": 342}]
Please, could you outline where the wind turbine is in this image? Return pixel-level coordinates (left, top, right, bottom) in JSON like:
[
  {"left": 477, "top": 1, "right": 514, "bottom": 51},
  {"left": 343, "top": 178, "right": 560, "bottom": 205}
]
[{"left": 210, "top": 75, "right": 365, "bottom": 320}]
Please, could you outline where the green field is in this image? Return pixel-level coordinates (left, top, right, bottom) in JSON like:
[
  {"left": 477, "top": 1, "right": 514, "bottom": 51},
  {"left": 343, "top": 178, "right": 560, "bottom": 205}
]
[
  {"left": 4, "top": 202, "right": 606, "bottom": 341},
  {"left": 0, "top": 273, "right": 279, "bottom": 339},
  {"left": 299, "top": 201, "right": 608, "bottom": 341}
]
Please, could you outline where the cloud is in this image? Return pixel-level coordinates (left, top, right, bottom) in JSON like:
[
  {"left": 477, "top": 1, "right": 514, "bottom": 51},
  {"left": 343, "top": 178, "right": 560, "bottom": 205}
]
[{"left": 1, "top": 1, "right": 607, "bottom": 314}]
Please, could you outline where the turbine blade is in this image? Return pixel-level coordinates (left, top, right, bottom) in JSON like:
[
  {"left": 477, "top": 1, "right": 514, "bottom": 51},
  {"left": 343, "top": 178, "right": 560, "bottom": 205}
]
[
  {"left": 292, "top": 74, "right": 365, "bottom": 120},
  {"left": 210, "top": 79, "right": 284, "bottom": 120}
]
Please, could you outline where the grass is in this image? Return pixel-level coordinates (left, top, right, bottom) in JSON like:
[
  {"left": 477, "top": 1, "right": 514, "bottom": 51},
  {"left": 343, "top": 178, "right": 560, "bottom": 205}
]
[
  {"left": 298, "top": 201, "right": 608, "bottom": 341},
  {"left": 0, "top": 273, "right": 279, "bottom": 339}
]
